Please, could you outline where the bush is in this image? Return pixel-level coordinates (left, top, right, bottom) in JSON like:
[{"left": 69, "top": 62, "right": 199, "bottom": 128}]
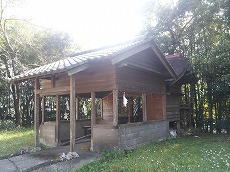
[{"left": 0, "top": 120, "right": 17, "bottom": 130}]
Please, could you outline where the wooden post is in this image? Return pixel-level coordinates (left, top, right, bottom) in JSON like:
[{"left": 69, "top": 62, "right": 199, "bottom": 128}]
[
  {"left": 142, "top": 93, "right": 147, "bottom": 122},
  {"left": 100, "top": 99, "right": 103, "bottom": 119},
  {"left": 177, "top": 120, "right": 181, "bottom": 133},
  {"left": 56, "top": 95, "right": 60, "bottom": 144},
  {"left": 162, "top": 94, "right": 166, "bottom": 120},
  {"left": 91, "top": 92, "right": 96, "bottom": 151},
  {"left": 34, "top": 77, "right": 40, "bottom": 147},
  {"left": 76, "top": 97, "right": 79, "bottom": 120},
  {"left": 70, "top": 75, "right": 76, "bottom": 152},
  {"left": 127, "top": 98, "right": 131, "bottom": 123},
  {"left": 113, "top": 90, "right": 118, "bottom": 126},
  {"left": 41, "top": 96, "right": 45, "bottom": 124}
]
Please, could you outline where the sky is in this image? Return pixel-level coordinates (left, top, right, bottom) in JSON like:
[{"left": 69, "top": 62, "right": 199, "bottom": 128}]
[{"left": 7, "top": 0, "right": 175, "bottom": 49}]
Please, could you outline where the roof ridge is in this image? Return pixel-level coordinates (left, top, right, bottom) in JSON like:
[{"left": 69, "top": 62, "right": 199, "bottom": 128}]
[{"left": 70, "top": 34, "right": 149, "bottom": 57}]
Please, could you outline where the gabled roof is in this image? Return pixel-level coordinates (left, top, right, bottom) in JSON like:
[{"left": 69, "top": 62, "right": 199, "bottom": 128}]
[{"left": 12, "top": 37, "right": 178, "bottom": 82}]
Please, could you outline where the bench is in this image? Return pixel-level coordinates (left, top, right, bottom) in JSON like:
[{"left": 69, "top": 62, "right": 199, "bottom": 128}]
[{"left": 83, "top": 125, "right": 91, "bottom": 135}]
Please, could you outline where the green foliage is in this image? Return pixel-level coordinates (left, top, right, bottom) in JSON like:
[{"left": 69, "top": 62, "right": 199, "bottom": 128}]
[
  {"left": 77, "top": 135, "right": 230, "bottom": 172},
  {"left": 0, "top": 0, "right": 80, "bottom": 126},
  {"left": 144, "top": 0, "right": 230, "bottom": 132},
  {"left": 0, "top": 120, "right": 17, "bottom": 130}
]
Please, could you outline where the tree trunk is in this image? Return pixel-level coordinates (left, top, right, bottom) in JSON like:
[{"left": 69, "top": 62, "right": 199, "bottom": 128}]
[
  {"left": 11, "top": 83, "right": 21, "bottom": 125},
  {"left": 207, "top": 80, "right": 213, "bottom": 133}
]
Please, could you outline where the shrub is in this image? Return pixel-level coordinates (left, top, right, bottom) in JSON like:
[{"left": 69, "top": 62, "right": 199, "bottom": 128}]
[{"left": 0, "top": 120, "right": 17, "bottom": 130}]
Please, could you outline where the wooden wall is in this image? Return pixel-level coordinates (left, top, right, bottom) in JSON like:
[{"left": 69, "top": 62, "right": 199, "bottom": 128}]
[
  {"left": 115, "top": 67, "right": 166, "bottom": 94},
  {"left": 124, "top": 48, "right": 169, "bottom": 76},
  {"left": 41, "top": 73, "right": 70, "bottom": 89},
  {"left": 75, "top": 64, "right": 115, "bottom": 93},
  {"left": 146, "top": 94, "right": 164, "bottom": 121},
  {"left": 97, "top": 94, "right": 113, "bottom": 125},
  {"left": 40, "top": 63, "right": 116, "bottom": 94},
  {"left": 166, "top": 85, "right": 181, "bottom": 121}
]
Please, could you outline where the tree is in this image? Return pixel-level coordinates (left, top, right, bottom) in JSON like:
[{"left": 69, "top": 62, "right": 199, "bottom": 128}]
[
  {"left": 143, "top": 0, "right": 230, "bottom": 133},
  {"left": 0, "top": 0, "right": 76, "bottom": 126}
]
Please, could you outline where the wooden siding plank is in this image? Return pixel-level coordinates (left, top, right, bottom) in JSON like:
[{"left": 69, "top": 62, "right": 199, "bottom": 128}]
[{"left": 37, "top": 86, "right": 70, "bottom": 95}]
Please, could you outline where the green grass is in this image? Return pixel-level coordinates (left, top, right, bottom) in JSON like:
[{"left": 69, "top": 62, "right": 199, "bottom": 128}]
[
  {"left": 0, "top": 128, "right": 34, "bottom": 157},
  {"left": 77, "top": 134, "right": 230, "bottom": 172}
]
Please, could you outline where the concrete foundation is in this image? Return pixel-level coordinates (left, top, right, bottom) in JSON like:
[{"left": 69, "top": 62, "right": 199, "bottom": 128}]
[{"left": 92, "top": 120, "right": 169, "bottom": 151}]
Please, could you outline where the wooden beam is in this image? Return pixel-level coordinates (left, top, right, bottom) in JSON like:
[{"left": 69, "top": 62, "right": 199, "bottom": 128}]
[
  {"left": 118, "top": 62, "right": 171, "bottom": 77},
  {"left": 37, "top": 86, "right": 70, "bottom": 95},
  {"left": 41, "top": 96, "right": 45, "bottom": 124},
  {"left": 91, "top": 92, "right": 96, "bottom": 151},
  {"left": 113, "top": 90, "right": 118, "bottom": 126},
  {"left": 56, "top": 95, "right": 60, "bottom": 144},
  {"left": 67, "top": 63, "right": 90, "bottom": 76},
  {"left": 69, "top": 75, "right": 76, "bottom": 152},
  {"left": 34, "top": 77, "right": 40, "bottom": 147},
  {"left": 142, "top": 93, "right": 147, "bottom": 122},
  {"left": 111, "top": 43, "right": 150, "bottom": 65}
]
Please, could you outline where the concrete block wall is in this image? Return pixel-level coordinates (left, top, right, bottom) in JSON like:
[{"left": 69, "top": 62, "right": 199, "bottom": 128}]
[
  {"left": 39, "top": 122, "right": 56, "bottom": 146},
  {"left": 92, "top": 125, "right": 119, "bottom": 152},
  {"left": 119, "top": 120, "right": 169, "bottom": 149}
]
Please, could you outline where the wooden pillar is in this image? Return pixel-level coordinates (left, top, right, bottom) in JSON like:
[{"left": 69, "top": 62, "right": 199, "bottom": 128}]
[
  {"left": 76, "top": 97, "right": 79, "bottom": 120},
  {"left": 34, "top": 77, "right": 40, "bottom": 147},
  {"left": 70, "top": 75, "right": 76, "bottom": 152},
  {"left": 100, "top": 99, "right": 103, "bottom": 119},
  {"left": 113, "top": 90, "right": 118, "bottom": 126},
  {"left": 56, "top": 95, "right": 60, "bottom": 144},
  {"left": 127, "top": 98, "right": 131, "bottom": 123},
  {"left": 142, "top": 93, "right": 147, "bottom": 122},
  {"left": 177, "top": 120, "right": 181, "bottom": 133},
  {"left": 91, "top": 92, "right": 96, "bottom": 151},
  {"left": 41, "top": 96, "right": 45, "bottom": 124},
  {"left": 162, "top": 94, "right": 166, "bottom": 120}
]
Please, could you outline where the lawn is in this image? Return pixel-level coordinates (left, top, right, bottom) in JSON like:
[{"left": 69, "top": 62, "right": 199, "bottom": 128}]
[
  {"left": 77, "top": 134, "right": 230, "bottom": 172},
  {"left": 0, "top": 128, "right": 34, "bottom": 157}
]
